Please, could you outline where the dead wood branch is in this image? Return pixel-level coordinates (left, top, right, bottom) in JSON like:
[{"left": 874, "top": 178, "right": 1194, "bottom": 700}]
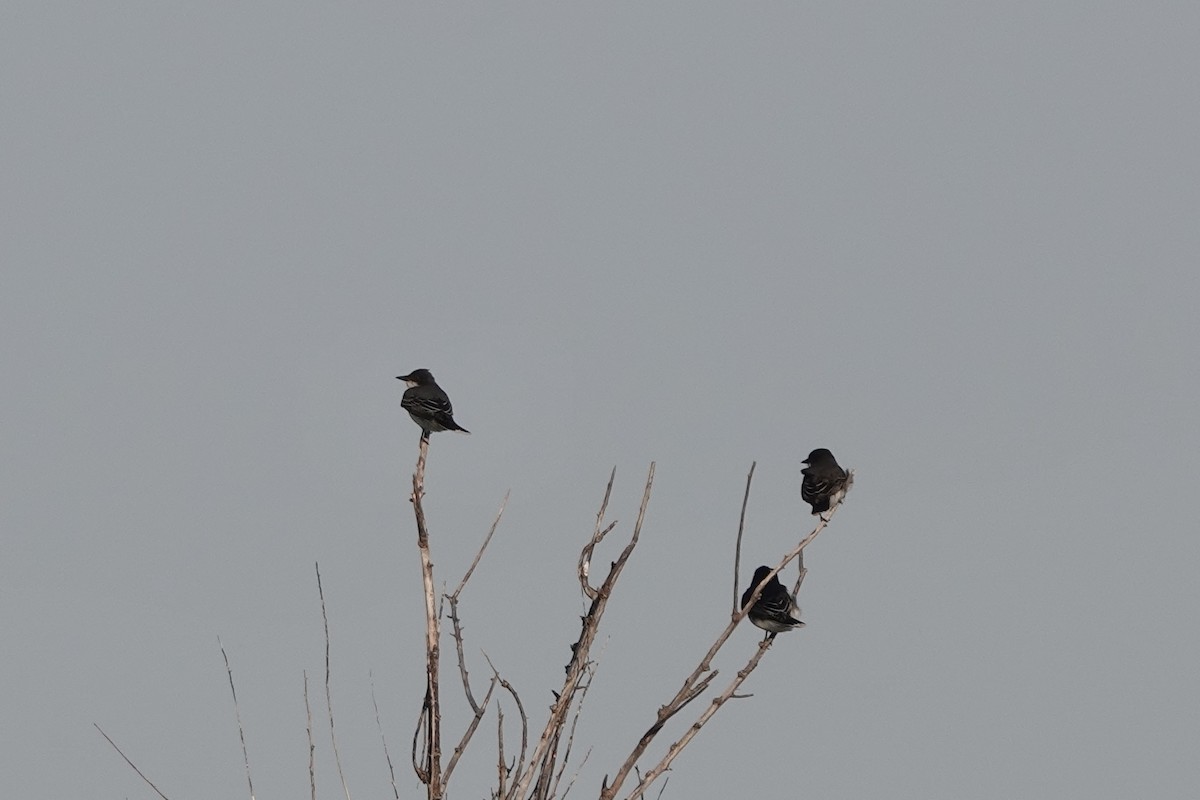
[
  {"left": 305, "top": 672, "right": 317, "bottom": 800},
  {"left": 601, "top": 473, "right": 850, "bottom": 800},
  {"left": 218, "top": 638, "right": 255, "bottom": 800},
  {"left": 410, "top": 433, "right": 444, "bottom": 798},
  {"left": 731, "top": 461, "right": 756, "bottom": 615},
  {"left": 94, "top": 724, "right": 172, "bottom": 800},
  {"left": 316, "top": 563, "right": 351, "bottom": 800},
  {"left": 370, "top": 675, "right": 400, "bottom": 800},
  {"left": 515, "top": 464, "right": 656, "bottom": 800}
]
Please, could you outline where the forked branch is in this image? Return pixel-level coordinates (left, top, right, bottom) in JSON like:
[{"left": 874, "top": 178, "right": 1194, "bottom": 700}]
[
  {"left": 601, "top": 467, "right": 852, "bottom": 800},
  {"left": 513, "top": 464, "right": 656, "bottom": 800}
]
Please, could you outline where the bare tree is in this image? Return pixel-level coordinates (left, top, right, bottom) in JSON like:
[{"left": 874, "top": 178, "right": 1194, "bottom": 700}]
[
  {"left": 99, "top": 437, "right": 850, "bottom": 800},
  {"left": 406, "top": 436, "right": 852, "bottom": 800}
]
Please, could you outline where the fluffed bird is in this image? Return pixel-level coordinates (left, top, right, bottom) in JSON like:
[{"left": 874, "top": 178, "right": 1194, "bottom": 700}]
[
  {"left": 396, "top": 369, "right": 470, "bottom": 436},
  {"left": 801, "top": 448, "right": 848, "bottom": 518},
  {"left": 741, "top": 565, "right": 804, "bottom": 633}
]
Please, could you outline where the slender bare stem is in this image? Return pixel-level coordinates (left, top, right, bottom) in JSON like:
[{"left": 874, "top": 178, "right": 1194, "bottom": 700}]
[
  {"left": 622, "top": 634, "right": 776, "bottom": 800},
  {"left": 495, "top": 703, "right": 508, "bottom": 799},
  {"left": 452, "top": 490, "right": 509, "bottom": 598},
  {"left": 445, "top": 491, "right": 508, "bottom": 717},
  {"left": 444, "top": 675, "right": 498, "bottom": 784},
  {"left": 731, "top": 461, "right": 756, "bottom": 613},
  {"left": 304, "top": 671, "right": 316, "bottom": 800},
  {"left": 94, "top": 724, "right": 171, "bottom": 800},
  {"left": 218, "top": 638, "right": 255, "bottom": 800},
  {"left": 316, "top": 563, "right": 351, "bottom": 800},
  {"left": 488, "top": 653, "right": 529, "bottom": 800},
  {"left": 370, "top": 674, "right": 400, "bottom": 800}
]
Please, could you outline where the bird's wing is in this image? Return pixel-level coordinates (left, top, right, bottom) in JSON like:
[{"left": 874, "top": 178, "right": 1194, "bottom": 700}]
[{"left": 402, "top": 389, "right": 454, "bottom": 419}]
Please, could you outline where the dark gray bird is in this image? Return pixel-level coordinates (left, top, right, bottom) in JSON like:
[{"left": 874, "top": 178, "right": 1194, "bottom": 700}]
[
  {"left": 741, "top": 565, "right": 804, "bottom": 633},
  {"left": 801, "top": 448, "right": 848, "bottom": 517},
  {"left": 396, "top": 369, "right": 470, "bottom": 436}
]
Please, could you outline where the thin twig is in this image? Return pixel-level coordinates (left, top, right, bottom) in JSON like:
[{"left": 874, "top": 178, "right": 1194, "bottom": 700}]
[
  {"left": 577, "top": 468, "right": 618, "bottom": 599},
  {"left": 623, "top": 634, "right": 775, "bottom": 800},
  {"left": 790, "top": 549, "right": 807, "bottom": 599},
  {"left": 371, "top": 674, "right": 400, "bottom": 800},
  {"left": 495, "top": 702, "right": 508, "bottom": 799},
  {"left": 94, "top": 724, "right": 171, "bottom": 800},
  {"left": 444, "top": 674, "right": 498, "bottom": 785},
  {"left": 487, "top": 654, "right": 530, "bottom": 797},
  {"left": 557, "top": 745, "right": 592, "bottom": 800},
  {"left": 412, "top": 694, "right": 429, "bottom": 783},
  {"left": 445, "top": 493, "right": 507, "bottom": 718},
  {"left": 731, "top": 462, "right": 756, "bottom": 613},
  {"left": 446, "top": 596, "right": 480, "bottom": 713},
  {"left": 451, "top": 490, "right": 509, "bottom": 598},
  {"left": 304, "top": 671, "right": 316, "bottom": 800},
  {"left": 218, "top": 638, "right": 255, "bottom": 800},
  {"left": 316, "top": 563, "right": 351, "bottom": 800},
  {"left": 487, "top": 659, "right": 530, "bottom": 800}
]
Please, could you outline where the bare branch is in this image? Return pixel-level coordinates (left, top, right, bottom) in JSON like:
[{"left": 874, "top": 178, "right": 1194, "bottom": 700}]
[
  {"left": 488, "top": 653, "right": 529, "bottom": 799},
  {"left": 578, "top": 467, "right": 618, "bottom": 599},
  {"left": 495, "top": 702, "right": 507, "bottom": 799},
  {"left": 218, "top": 638, "right": 255, "bottom": 800},
  {"left": 94, "top": 724, "right": 172, "bottom": 800},
  {"left": 451, "top": 490, "right": 509, "bottom": 598},
  {"left": 731, "top": 461, "right": 756, "bottom": 614},
  {"left": 370, "top": 674, "right": 400, "bottom": 800},
  {"left": 412, "top": 694, "right": 430, "bottom": 783},
  {"left": 518, "top": 464, "right": 655, "bottom": 800},
  {"left": 602, "top": 488, "right": 849, "bottom": 800},
  {"left": 444, "top": 674, "right": 498, "bottom": 785},
  {"left": 445, "top": 596, "right": 481, "bottom": 714},
  {"left": 558, "top": 745, "right": 593, "bottom": 800},
  {"left": 304, "top": 671, "right": 316, "bottom": 800},
  {"left": 411, "top": 433, "right": 443, "bottom": 798},
  {"left": 622, "top": 634, "right": 777, "bottom": 800},
  {"left": 548, "top": 650, "right": 602, "bottom": 800},
  {"left": 316, "top": 563, "right": 352, "bottom": 800},
  {"left": 443, "top": 492, "right": 507, "bottom": 719}
]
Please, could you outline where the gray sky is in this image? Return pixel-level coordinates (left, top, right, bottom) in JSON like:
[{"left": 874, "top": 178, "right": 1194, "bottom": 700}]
[{"left": 4, "top": 3, "right": 1199, "bottom": 798}]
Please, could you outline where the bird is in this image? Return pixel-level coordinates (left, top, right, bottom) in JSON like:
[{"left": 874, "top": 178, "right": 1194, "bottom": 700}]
[
  {"left": 741, "top": 566, "right": 804, "bottom": 633},
  {"left": 396, "top": 369, "right": 470, "bottom": 436},
  {"left": 801, "top": 448, "right": 848, "bottom": 518}
]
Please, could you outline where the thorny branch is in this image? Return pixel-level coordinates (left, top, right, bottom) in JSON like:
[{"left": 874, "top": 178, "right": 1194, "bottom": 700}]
[
  {"left": 601, "top": 467, "right": 853, "bottom": 800},
  {"left": 513, "top": 464, "right": 656, "bottom": 800}
]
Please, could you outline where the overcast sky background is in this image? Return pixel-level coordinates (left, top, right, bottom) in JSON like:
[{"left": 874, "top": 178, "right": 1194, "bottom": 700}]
[{"left": 4, "top": 3, "right": 1199, "bottom": 798}]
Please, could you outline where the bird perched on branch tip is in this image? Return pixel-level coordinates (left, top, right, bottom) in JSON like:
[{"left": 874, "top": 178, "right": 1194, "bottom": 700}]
[
  {"left": 801, "top": 448, "right": 848, "bottom": 518},
  {"left": 396, "top": 369, "right": 470, "bottom": 436}
]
